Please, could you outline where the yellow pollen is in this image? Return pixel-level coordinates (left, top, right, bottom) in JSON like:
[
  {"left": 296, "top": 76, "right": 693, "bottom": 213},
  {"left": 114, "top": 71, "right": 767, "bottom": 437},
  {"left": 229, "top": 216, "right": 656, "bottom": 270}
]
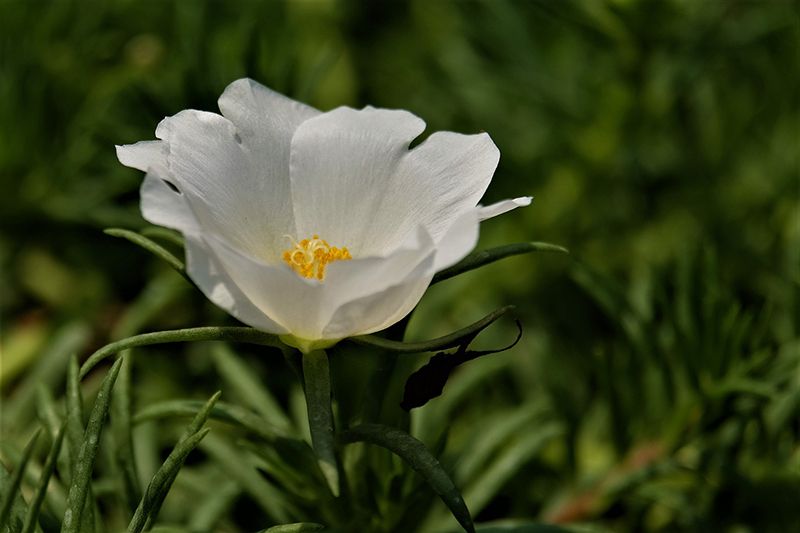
[{"left": 281, "top": 234, "right": 352, "bottom": 280}]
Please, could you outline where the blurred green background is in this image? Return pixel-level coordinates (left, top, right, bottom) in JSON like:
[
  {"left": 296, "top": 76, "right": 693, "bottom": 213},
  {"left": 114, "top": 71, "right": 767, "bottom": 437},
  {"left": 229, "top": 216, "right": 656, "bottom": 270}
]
[{"left": 1, "top": 1, "right": 798, "bottom": 532}]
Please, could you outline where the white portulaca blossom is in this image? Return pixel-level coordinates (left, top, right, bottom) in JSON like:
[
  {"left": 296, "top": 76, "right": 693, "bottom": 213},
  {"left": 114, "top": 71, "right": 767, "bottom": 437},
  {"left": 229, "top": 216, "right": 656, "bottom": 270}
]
[{"left": 117, "top": 78, "right": 530, "bottom": 352}]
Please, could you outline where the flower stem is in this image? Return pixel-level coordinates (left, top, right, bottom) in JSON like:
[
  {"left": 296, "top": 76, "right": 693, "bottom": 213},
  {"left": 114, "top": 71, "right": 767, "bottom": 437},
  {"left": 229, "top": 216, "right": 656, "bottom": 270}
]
[{"left": 302, "top": 350, "right": 340, "bottom": 497}]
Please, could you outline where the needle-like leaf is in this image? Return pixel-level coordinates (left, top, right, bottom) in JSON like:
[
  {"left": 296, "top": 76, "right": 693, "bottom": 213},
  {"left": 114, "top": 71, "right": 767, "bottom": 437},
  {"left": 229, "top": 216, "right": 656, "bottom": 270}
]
[
  {"left": 111, "top": 356, "right": 142, "bottom": 515},
  {"left": 61, "top": 357, "right": 123, "bottom": 533},
  {"left": 22, "top": 424, "right": 66, "bottom": 533},
  {"left": 128, "top": 429, "right": 210, "bottom": 533},
  {"left": 260, "top": 524, "right": 325, "bottom": 532},
  {"left": 79, "top": 327, "right": 282, "bottom": 378},
  {"left": 211, "top": 344, "right": 293, "bottom": 431},
  {"left": 128, "top": 392, "right": 221, "bottom": 532},
  {"left": 65, "top": 356, "right": 95, "bottom": 532},
  {"left": 104, "top": 228, "right": 187, "bottom": 281},
  {"left": 132, "top": 399, "right": 282, "bottom": 441},
  {"left": 432, "top": 241, "right": 568, "bottom": 285},
  {"left": 0, "top": 428, "right": 42, "bottom": 530},
  {"left": 350, "top": 306, "right": 514, "bottom": 354}
]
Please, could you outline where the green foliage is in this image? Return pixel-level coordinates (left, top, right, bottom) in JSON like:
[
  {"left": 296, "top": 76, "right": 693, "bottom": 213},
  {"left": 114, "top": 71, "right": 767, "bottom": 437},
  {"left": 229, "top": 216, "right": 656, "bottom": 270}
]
[
  {"left": 0, "top": 429, "right": 42, "bottom": 531},
  {"left": 21, "top": 426, "right": 65, "bottom": 533},
  {"left": 261, "top": 525, "right": 325, "bottom": 533},
  {"left": 62, "top": 357, "right": 123, "bottom": 533},
  {"left": 341, "top": 424, "right": 475, "bottom": 533},
  {"left": 352, "top": 305, "right": 516, "bottom": 353},
  {"left": 302, "top": 351, "right": 340, "bottom": 497},
  {"left": 103, "top": 228, "right": 188, "bottom": 284},
  {"left": 432, "top": 242, "right": 568, "bottom": 285},
  {"left": 1, "top": 0, "right": 796, "bottom": 532},
  {"left": 128, "top": 392, "right": 219, "bottom": 532}
]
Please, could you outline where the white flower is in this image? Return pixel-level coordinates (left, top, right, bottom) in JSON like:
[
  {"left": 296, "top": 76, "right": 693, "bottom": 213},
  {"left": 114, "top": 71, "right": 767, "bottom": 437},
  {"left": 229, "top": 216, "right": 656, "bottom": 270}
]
[{"left": 117, "top": 78, "right": 530, "bottom": 352}]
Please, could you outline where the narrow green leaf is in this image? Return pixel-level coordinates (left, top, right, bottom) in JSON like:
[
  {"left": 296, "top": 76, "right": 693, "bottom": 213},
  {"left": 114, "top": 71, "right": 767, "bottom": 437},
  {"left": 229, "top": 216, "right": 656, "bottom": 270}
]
[
  {"left": 127, "top": 429, "right": 211, "bottom": 533},
  {"left": 79, "top": 327, "right": 282, "bottom": 378},
  {"left": 132, "top": 391, "right": 222, "bottom": 532},
  {"left": 0, "top": 322, "right": 90, "bottom": 435},
  {"left": 413, "top": 356, "right": 508, "bottom": 445},
  {"left": 463, "top": 424, "right": 563, "bottom": 517},
  {"left": 186, "top": 479, "right": 240, "bottom": 532},
  {"left": 111, "top": 355, "right": 142, "bottom": 514},
  {"left": 183, "top": 391, "right": 222, "bottom": 436},
  {"left": 261, "top": 523, "right": 325, "bottom": 532},
  {"left": 104, "top": 228, "right": 187, "bottom": 281},
  {"left": 61, "top": 357, "right": 123, "bottom": 533},
  {"left": 432, "top": 242, "right": 568, "bottom": 285},
  {"left": 22, "top": 425, "right": 66, "bottom": 533},
  {"left": 211, "top": 344, "right": 293, "bottom": 431},
  {"left": 340, "top": 424, "right": 474, "bottom": 533},
  {"left": 34, "top": 385, "right": 62, "bottom": 441},
  {"left": 708, "top": 377, "right": 775, "bottom": 399},
  {"left": 0, "top": 429, "right": 42, "bottom": 530},
  {"left": 64, "top": 355, "right": 84, "bottom": 481},
  {"left": 200, "top": 433, "right": 293, "bottom": 522},
  {"left": 350, "top": 306, "right": 514, "bottom": 354},
  {"left": 111, "top": 274, "right": 187, "bottom": 340},
  {"left": 458, "top": 521, "right": 573, "bottom": 533},
  {"left": 302, "top": 350, "right": 339, "bottom": 497},
  {"left": 138, "top": 226, "right": 185, "bottom": 248},
  {"left": 34, "top": 386, "right": 71, "bottom": 514},
  {"left": 0, "top": 464, "right": 29, "bottom": 533},
  {"left": 456, "top": 408, "right": 541, "bottom": 484},
  {"left": 239, "top": 440, "right": 320, "bottom": 501},
  {"left": 65, "top": 356, "right": 96, "bottom": 532},
  {"left": 132, "top": 399, "right": 282, "bottom": 441},
  {"left": 108, "top": 273, "right": 190, "bottom": 516}
]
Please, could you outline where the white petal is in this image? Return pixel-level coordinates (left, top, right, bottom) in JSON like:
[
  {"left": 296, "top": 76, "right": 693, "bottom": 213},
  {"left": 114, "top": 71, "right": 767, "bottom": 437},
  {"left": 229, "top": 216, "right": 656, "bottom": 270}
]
[
  {"left": 204, "top": 226, "right": 436, "bottom": 341},
  {"left": 139, "top": 172, "right": 200, "bottom": 234},
  {"left": 288, "top": 106, "right": 426, "bottom": 256},
  {"left": 322, "top": 267, "right": 434, "bottom": 339},
  {"left": 477, "top": 196, "right": 532, "bottom": 221},
  {"left": 119, "top": 142, "right": 203, "bottom": 236},
  {"left": 207, "top": 241, "right": 321, "bottom": 338},
  {"left": 322, "top": 225, "right": 436, "bottom": 304},
  {"left": 184, "top": 234, "right": 288, "bottom": 334},
  {"left": 116, "top": 141, "right": 168, "bottom": 174},
  {"left": 218, "top": 78, "right": 319, "bottom": 141},
  {"left": 431, "top": 197, "right": 532, "bottom": 271},
  {"left": 364, "top": 131, "right": 501, "bottom": 255},
  {"left": 432, "top": 209, "right": 479, "bottom": 271},
  {"left": 217, "top": 79, "right": 320, "bottom": 256},
  {"left": 321, "top": 226, "right": 438, "bottom": 338},
  {"left": 154, "top": 109, "right": 292, "bottom": 261}
]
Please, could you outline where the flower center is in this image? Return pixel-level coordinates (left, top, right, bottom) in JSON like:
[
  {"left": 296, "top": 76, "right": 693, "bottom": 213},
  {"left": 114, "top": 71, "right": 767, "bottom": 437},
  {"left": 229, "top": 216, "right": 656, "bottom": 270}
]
[{"left": 282, "top": 235, "right": 352, "bottom": 280}]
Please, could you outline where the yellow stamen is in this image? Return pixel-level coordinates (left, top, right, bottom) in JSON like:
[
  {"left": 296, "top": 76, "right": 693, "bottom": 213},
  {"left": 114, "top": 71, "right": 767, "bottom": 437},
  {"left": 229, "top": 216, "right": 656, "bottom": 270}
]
[{"left": 282, "top": 234, "right": 352, "bottom": 280}]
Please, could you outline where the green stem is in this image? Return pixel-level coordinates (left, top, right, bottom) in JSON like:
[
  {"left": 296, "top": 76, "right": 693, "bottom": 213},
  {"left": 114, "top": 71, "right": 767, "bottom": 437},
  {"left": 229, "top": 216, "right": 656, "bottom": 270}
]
[
  {"left": 302, "top": 350, "right": 340, "bottom": 497},
  {"left": 79, "top": 327, "right": 281, "bottom": 379}
]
